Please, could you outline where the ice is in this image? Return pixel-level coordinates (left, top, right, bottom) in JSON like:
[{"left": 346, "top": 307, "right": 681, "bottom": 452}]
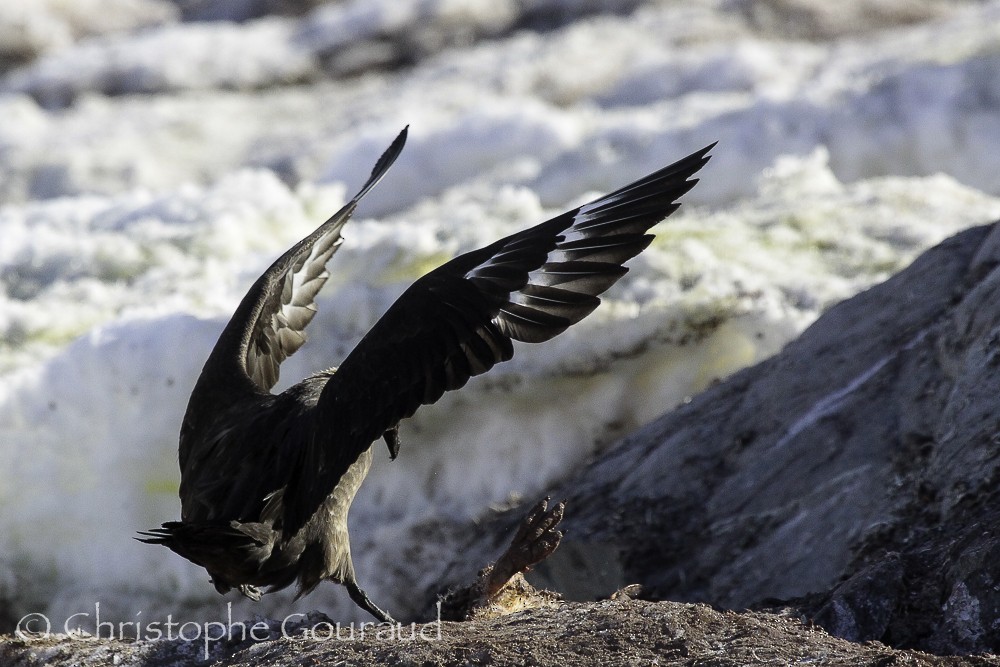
[
  {"left": 0, "top": 0, "right": 175, "bottom": 64},
  {"left": 3, "top": 19, "right": 317, "bottom": 108},
  {"left": 1, "top": 0, "right": 1000, "bottom": 626}
]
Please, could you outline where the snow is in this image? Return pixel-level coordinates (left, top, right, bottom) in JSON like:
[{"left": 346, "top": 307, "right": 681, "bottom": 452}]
[{"left": 1, "top": 0, "right": 1000, "bottom": 627}]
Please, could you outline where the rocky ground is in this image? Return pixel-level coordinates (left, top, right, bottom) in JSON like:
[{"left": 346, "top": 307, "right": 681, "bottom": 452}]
[{"left": 3, "top": 599, "right": 997, "bottom": 667}]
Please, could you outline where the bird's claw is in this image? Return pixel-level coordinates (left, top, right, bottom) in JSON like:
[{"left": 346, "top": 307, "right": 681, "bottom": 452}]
[
  {"left": 239, "top": 584, "right": 263, "bottom": 601},
  {"left": 383, "top": 425, "right": 401, "bottom": 460}
]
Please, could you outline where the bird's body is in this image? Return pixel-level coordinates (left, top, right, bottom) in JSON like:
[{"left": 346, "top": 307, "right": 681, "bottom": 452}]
[{"left": 141, "top": 127, "right": 713, "bottom": 622}]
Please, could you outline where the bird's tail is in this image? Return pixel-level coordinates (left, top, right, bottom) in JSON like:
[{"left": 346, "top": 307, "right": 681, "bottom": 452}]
[{"left": 137, "top": 520, "right": 275, "bottom": 575}]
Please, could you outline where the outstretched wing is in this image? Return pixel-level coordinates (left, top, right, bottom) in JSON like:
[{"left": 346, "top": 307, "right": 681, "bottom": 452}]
[
  {"left": 195, "top": 127, "right": 409, "bottom": 397},
  {"left": 281, "top": 141, "right": 715, "bottom": 533}
]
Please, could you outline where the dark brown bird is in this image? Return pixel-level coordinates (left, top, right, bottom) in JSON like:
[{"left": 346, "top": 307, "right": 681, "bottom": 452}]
[{"left": 139, "top": 126, "right": 713, "bottom": 622}]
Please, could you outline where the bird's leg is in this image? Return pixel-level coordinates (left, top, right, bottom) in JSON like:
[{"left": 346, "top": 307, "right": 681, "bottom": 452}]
[
  {"left": 346, "top": 581, "right": 396, "bottom": 624},
  {"left": 382, "top": 425, "right": 400, "bottom": 460}
]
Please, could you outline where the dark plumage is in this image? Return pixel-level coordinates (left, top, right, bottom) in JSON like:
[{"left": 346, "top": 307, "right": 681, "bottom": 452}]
[{"left": 139, "top": 127, "right": 713, "bottom": 622}]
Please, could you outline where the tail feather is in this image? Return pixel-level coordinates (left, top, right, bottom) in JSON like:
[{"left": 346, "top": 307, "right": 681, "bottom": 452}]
[{"left": 136, "top": 520, "right": 277, "bottom": 591}]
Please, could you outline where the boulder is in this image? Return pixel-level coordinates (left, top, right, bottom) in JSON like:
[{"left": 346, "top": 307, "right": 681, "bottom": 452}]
[{"left": 527, "top": 220, "right": 1000, "bottom": 655}]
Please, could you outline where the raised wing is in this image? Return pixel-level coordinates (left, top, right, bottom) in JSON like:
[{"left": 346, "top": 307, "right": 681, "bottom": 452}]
[
  {"left": 281, "top": 141, "right": 715, "bottom": 533},
  {"left": 196, "top": 127, "right": 409, "bottom": 397}
]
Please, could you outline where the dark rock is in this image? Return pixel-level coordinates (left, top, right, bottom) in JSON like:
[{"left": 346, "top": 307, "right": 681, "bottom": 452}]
[{"left": 811, "top": 553, "right": 905, "bottom": 642}]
